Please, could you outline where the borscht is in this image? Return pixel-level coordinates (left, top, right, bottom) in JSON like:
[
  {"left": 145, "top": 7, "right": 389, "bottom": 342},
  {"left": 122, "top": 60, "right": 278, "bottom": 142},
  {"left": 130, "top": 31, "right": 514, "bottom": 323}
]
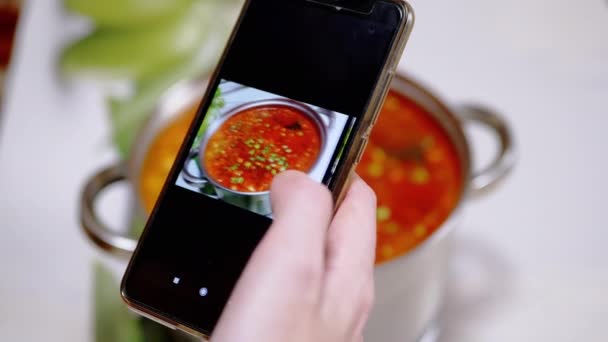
[{"left": 203, "top": 105, "right": 321, "bottom": 192}]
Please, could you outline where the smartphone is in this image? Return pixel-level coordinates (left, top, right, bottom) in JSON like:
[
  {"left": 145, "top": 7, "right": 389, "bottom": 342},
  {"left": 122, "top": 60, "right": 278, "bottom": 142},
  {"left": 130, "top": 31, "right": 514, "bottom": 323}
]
[{"left": 121, "top": 0, "right": 414, "bottom": 337}]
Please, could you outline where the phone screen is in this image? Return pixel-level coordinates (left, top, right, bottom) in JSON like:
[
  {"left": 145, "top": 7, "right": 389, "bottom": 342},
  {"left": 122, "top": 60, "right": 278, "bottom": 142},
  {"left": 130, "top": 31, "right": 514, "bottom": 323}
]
[
  {"left": 123, "top": 0, "right": 407, "bottom": 335},
  {"left": 176, "top": 78, "right": 355, "bottom": 218}
]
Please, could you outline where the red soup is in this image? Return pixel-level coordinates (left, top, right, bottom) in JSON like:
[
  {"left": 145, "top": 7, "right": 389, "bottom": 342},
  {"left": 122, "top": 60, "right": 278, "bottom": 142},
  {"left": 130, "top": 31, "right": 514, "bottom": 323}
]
[
  {"left": 204, "top": 105, "right": 321, "bottom": 192},
  {"left": 358, "top": 91, "right": 463, "bottom": 264}
]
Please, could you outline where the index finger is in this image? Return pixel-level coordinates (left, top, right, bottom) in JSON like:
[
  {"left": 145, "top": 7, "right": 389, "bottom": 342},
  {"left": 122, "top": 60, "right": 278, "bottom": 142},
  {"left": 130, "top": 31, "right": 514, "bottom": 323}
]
[{"left": 269, "top": 170, "right": 334, "bottom": 263}]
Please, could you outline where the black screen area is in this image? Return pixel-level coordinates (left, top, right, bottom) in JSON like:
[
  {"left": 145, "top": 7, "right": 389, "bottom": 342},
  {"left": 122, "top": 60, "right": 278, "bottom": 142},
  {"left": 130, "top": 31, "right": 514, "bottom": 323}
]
[
  {"left": 223, "top": 0, "right": 400, "bottom": 116},
  {"left": 123, "top": 0, "right": 405, "bottom": 335}
]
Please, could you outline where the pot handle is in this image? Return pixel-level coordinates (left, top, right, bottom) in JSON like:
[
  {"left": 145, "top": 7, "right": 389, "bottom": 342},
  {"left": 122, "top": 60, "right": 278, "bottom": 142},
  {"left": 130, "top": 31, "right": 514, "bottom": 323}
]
[
  {"left": 182, "top": 149, "right": 208, "bottom": 186},
  {"left": 181, "top": 149, "right": 221, "bottom": 199},
  {"left": 455, "top": 104, "right": 517, "bottom": 199},
  {"left": 80, "top": 163, "right": 138, "bottom": 257}
]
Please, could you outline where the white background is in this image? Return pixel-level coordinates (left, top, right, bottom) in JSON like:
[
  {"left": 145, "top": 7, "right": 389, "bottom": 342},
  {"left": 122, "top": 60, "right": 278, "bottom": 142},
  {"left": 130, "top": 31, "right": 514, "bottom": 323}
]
[{"left": 1, "top": 0, "right": 607, "bottom": 341}]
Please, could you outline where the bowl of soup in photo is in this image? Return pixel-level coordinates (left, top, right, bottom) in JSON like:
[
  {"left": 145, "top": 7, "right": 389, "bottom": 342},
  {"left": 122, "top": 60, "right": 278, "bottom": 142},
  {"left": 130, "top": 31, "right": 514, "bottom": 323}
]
[
  {"left": 80, "top": 74, "right": 515, "bottom": 342},
  {"left": 179, "top": 99, "right": 329, "bottom": 215}
]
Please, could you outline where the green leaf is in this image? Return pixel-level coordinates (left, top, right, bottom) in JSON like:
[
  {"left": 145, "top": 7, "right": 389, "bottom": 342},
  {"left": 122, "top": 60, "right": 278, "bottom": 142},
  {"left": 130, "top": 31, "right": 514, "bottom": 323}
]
[
  {"left": 139, "top": 318, "right": 173, "bottom": 342},
  {"left": 193, "top": 86, "right": 224, "bottom": 145},
  {"left": 64, "top": 0, "right": 195, "bottom": 29},
  {"left": 108, "top": 46, "right": 211, "bottom": 158},
  {"left": 94, "top": 262, "right": 143, "bottom": 342},
  {"left": 61, "top": 2, "right": 211, "bottom": 81},
  {"left": 86, "top": 0, "right": 240, "bottom": 157},
  {"left": 100, "top": 0, "right": 235, "bottom": 158}
]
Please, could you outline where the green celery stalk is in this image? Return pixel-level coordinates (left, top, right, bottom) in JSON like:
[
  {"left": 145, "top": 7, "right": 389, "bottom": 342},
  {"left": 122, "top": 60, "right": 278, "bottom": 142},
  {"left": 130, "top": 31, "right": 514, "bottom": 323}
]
[
  {"left": 94, "top": 262, "right": 143, "bottom": 342},
  {"left": 108, "top": 50, "right": 211, "bottom": 158},
  {"left": 61, "top": 2, "right": 211, "bottom": 81},
  {"left": 64, "top": 0, "right": 194, "bottom": 29},
  {"left": 107, "top": 1, "right": 236, "bottom": 157}
]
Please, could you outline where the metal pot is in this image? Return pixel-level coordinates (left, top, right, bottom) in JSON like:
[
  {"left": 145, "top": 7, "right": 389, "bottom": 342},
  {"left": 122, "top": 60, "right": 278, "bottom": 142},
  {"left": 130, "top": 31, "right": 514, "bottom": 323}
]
[
  {"left": 180, "top": 97, "right": 334, "bottom": 216},
  {"left": 79, "top": 74, "right": 515, "bottom": 341},
  {"left": 365, "top": 74, "right": 515, "bottom": 342}
]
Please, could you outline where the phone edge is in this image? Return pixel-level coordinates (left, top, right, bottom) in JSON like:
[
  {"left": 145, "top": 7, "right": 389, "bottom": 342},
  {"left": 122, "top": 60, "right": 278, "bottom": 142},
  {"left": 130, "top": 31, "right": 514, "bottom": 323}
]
[{"left": 332, "top": 0, "right": 415, "bottom": 207}]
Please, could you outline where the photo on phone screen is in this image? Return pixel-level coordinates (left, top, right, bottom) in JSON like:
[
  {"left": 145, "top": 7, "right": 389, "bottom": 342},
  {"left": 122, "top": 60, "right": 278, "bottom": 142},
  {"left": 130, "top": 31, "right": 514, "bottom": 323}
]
[{"left": 176, "top": 79, "right": 354, "bottom": 217}]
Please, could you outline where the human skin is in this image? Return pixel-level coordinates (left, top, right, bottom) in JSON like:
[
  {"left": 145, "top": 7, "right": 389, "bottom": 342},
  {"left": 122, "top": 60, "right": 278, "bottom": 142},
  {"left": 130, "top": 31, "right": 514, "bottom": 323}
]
[{"left": 210, "top": 171, "right": 378, "bottom": 342}]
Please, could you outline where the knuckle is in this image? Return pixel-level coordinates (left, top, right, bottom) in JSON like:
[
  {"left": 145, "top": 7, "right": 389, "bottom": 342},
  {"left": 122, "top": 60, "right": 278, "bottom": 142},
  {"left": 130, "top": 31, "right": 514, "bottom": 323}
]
[
  {"left": 290, "top": 172, "right": 333, "bottom": 206},
  {"left": 358, "top": 180, "right": 377, "bottom": 205},
  {"left": 290, "top": 258, "right": 322, "bottom": 288}
]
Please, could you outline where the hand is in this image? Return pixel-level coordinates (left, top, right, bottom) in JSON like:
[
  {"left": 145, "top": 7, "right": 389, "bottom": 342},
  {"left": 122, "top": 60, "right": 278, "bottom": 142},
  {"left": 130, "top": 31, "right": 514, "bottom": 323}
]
[{"left": 210, "top": 171, "right": 377, "bottom": 342}]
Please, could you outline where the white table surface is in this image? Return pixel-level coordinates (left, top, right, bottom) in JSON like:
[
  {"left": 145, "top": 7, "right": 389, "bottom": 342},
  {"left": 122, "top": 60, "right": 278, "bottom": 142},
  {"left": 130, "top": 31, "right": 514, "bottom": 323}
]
[{"left": 1, "top": 0, "right": 607, "bottom": 341}]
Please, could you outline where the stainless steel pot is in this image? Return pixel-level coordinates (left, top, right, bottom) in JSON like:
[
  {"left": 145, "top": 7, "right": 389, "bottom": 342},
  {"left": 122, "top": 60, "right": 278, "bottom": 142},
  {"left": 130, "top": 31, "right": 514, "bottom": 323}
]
[
  {"left": 79, "top": 74, "right": 515, "bottom": 341},
  {"left": 180, "top": 98, "right": 334, "bottom": 216},
  {"left": 366, "top": 74, "right": 515, "bottom": 342}
]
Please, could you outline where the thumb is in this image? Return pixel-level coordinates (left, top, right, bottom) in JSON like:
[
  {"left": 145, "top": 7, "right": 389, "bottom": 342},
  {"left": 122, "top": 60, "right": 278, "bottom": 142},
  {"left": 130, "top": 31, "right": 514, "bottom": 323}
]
[{"left": 268, "top": 171, "right": 333, "bottom": 260}]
